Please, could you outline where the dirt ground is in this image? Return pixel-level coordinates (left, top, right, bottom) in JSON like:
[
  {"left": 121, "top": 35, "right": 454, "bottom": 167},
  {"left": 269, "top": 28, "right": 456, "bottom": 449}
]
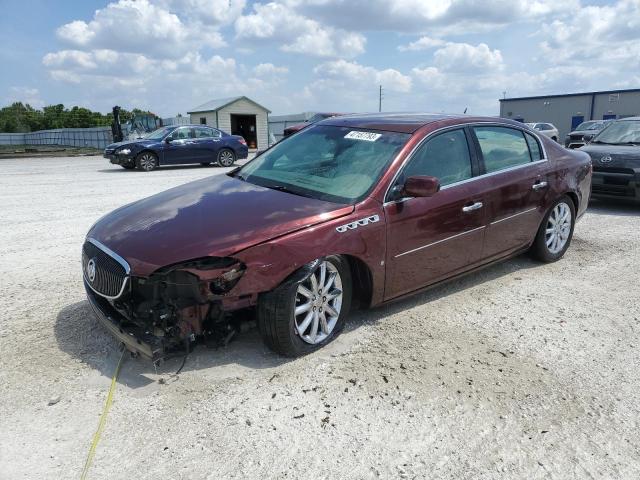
[{"left": 1, "top": 156, "right": 639, "bottom": 480}]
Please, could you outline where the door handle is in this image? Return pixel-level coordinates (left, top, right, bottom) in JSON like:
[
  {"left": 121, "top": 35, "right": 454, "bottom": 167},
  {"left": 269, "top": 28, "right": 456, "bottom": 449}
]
[
  {"left": 462, "top": 202, "right": 483, "bottom": 212},
  {"left": 532, "top": 181, "right": 548, "bottom": 191}
]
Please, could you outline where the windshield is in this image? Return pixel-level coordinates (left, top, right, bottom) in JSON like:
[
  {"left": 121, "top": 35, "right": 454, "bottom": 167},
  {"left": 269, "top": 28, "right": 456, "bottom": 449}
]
[
  {"left": 236, "top": 125, "right": 410, "bottom": 203},
  {"left": 142, "top": 126, "right": 175, "bottom": 140},
  {"left": 575, "top": 121, "right": 601, "bottom": 131},
  {"left": 592, "top": 121, "right": 640, "bottom": 144}
]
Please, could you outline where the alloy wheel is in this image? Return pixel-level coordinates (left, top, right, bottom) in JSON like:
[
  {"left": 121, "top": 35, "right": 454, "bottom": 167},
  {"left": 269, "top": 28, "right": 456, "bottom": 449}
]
[
  {"left": 138, "top": 153, "right": 156, "bottom": 171},
  {"left": 545, "top": 202, "right": 572, "bottom": 254},
  {"left": 294, "top": 260, "right": 343, "bottom": 345},
  {"left": 218, "top": 150, "right": 235, "bottom": 167}
]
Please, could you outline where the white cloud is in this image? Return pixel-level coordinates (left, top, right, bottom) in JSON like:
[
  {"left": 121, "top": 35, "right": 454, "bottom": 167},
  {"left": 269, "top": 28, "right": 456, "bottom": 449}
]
[
  {"left": 253, "top": 63, "right": 289, "bottom": 77},
  {"left": 55, "top": 0, "right": 226, "bottom": 59},
  {"left": 315, "top": 60, "right": 412, "bottom": 93},
  {"left": 539, "top": 0, "right": 640, "bottom": 68},
  {"left": 283, "top": 0, "right": 578, "bottom": 34},
  {"left": 433, "top": 42, "right": 504, "bottom": 73},
  {"left": 235, "top": 2, "right": 366, "bottom": 58},
  {"left": 398, "top": 36, "right": 445, "bottom": 52}
]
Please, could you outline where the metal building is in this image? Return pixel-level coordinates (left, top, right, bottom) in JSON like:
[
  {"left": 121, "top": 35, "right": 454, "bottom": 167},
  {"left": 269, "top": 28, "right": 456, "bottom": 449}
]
[{"left": 499, "top": 88, "right": 640, "bottom": 139}]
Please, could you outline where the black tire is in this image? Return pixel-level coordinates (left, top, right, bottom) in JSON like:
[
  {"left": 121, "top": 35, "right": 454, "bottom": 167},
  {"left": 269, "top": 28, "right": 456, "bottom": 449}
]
[
  {"left": 258, "top": 255, "right": 352, "bottom": 357},
  {"left": 200, "top": 162, "right": 211, "bottom": 166},
  {"left": 217, "top": 148, "right": 235, "bottom": 167},
  {"left": 136, "top": 151, "right": 158, "bottom": 171},
  {"left": 530, "top": 195, "right": 576, "bottom": 262}
]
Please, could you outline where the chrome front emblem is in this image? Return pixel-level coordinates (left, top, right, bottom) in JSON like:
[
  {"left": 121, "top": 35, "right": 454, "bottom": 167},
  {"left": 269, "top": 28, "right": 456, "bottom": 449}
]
[
  {"left": 600, "top": 155, "right": 613, "bottom": 164},
  {"left": 86, "top": 258, "right": 96, "bottom": 282}
]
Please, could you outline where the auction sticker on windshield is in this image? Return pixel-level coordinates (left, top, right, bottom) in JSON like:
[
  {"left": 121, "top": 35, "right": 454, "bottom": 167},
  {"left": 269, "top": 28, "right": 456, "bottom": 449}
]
[{"left": 344, "top": 131, "right": 382, "bottom": 142}]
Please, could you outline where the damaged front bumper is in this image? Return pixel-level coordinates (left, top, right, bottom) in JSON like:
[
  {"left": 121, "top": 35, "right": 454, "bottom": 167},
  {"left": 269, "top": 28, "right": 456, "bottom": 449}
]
[{"left": 85, "top": 280, "right": 162, "bottom": 360}]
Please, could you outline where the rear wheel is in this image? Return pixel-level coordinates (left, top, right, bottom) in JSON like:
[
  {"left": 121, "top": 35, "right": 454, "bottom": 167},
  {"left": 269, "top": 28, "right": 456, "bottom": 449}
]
[
  {"left": 136, "top": 152, "right": 158, "bottom": 171},
  {"left": 530, "top": 196, "right": 575, "bottom": 262},
  {"left": 217, "top": 149, "right": 235, "bottom": 167},
  {"left": 258, "top": 256, "right": 352, "bottom": 357}
]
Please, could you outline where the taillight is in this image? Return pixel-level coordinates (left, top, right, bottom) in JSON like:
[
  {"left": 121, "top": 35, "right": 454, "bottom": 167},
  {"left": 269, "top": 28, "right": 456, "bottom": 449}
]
[{"left": 238, "top": 137, "right": 246, "bottom": 145}]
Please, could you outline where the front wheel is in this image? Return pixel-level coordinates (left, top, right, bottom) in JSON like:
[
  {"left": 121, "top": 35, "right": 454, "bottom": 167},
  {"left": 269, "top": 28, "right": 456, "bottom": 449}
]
[
  {"left": 530, "top": 196, "right": 576, "bottom": 262},
  {"left": 217, "top": 149, "right": 235, "bottom": 167},
  {"left": 136, "top": 152, "right": 158, "bottom": 171},
  {"left": 258, "top": 256, "right": 352, "bottom": 357}
]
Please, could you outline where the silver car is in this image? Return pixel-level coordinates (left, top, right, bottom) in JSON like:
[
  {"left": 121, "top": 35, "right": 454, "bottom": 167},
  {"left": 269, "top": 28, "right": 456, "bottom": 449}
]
[{"left": 526, "top": 122, "right": 560, "bottom": 142}]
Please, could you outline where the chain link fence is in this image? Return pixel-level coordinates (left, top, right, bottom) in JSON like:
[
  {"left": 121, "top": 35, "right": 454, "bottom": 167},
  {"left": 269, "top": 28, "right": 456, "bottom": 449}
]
[{"left": 0, "top": 127, "right": 113, "bottom": 149}]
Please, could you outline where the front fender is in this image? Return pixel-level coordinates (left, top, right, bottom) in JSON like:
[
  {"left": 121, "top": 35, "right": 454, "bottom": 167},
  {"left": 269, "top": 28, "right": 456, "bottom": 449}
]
[{"left": 231, "top": 199, "right": 387, "bottom": 307}]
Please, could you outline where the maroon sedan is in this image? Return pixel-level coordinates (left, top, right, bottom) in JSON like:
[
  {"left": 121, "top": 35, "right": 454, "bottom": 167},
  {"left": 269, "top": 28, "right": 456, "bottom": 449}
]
[{"left": 82, "top": 114, "right": 592, "bottom": 360}]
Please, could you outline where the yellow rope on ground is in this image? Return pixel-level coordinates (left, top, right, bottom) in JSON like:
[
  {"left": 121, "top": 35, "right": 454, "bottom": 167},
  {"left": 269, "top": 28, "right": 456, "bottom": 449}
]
[{"left": 80, "top": 349, "right": 125, "bottom": 480}]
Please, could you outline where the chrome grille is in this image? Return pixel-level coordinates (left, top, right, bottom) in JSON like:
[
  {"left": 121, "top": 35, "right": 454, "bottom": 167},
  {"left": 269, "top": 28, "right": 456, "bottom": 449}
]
[{"left": 82, "top": 239, "right": 129, "bottom": 299}]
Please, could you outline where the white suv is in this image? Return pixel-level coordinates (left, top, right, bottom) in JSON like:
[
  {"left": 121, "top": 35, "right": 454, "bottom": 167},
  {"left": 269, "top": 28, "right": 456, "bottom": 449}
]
[{"left": 526, "top": 122, "right": 560, "bottom": 142}]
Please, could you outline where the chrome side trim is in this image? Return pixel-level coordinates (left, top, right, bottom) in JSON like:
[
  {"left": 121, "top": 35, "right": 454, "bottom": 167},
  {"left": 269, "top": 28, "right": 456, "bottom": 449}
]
[
  {"left": 490, "top": 207, "right": 538, "bottom": 226},
  {"left": 83, "top": 237, "right": 131, "bottom": 300},
  {"left": 383, "top": 121, "right": 548, "bottom": 206},
  {"left": 394, "top": 226, "right": 485, "bottom": 258}
]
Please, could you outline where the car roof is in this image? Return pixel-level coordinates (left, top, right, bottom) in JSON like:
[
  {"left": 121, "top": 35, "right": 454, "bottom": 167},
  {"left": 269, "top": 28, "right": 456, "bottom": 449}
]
[{"left": 319, "top": 112, "right": 525, "bottom": 134}]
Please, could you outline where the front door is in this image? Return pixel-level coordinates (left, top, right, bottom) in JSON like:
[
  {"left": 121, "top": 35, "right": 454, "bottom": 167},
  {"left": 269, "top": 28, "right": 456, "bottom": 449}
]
[
  {"left": 384, "top": 128, "right": 487, "bottom": 300},
  {"left": 163, "top": 127, "right": 196, "bottom": 164},
  {"left": 471, "top": 126, "right": 549, "bottom": 260}
]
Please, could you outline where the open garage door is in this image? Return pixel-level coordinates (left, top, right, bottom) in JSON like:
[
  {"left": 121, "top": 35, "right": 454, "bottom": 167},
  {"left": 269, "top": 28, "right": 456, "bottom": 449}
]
[{"left": 231, "top": 114, "right": 257, "bottom": 149}]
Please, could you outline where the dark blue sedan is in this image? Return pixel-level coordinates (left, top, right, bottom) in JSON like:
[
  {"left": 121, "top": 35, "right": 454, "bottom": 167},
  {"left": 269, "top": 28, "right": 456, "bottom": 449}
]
[{"left": 104, "top": 125, "right": 249, "bottom": 171}]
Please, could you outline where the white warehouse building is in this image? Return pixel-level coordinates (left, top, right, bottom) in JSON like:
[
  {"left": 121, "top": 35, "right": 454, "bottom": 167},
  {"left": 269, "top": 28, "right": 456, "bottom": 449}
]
[{"left": 188, "top": 96, "right": 271, "bottom": 150}]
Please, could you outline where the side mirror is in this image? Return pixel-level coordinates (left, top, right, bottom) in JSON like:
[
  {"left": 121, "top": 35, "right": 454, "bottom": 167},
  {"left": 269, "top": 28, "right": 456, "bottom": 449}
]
[
  {"left": 403, "top": 175, "right": 440, "bottom": 198},
  {"left": 164, "top": 137, "right": 172, "bottom": 144}
]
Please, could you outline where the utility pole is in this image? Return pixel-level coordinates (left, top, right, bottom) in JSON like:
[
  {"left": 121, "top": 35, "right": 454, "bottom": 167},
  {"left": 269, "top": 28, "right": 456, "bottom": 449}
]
[{"left": 379, "top": 85, "right": 383, "bottom": 112}]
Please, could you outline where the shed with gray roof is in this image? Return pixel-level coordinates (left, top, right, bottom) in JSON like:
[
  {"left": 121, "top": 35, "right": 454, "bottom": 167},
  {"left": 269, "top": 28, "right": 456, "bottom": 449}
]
[{"left": 188, "top": 96, "right": 270, "bottom": 150}]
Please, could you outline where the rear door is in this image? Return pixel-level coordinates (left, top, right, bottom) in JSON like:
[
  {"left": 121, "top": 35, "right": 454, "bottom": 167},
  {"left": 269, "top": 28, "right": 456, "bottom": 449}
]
[
  {"left": 470, "top": 126, "right": 550, "bottom": 260},
  {"left": 193, "top": 126, "right": 222, "bottom": 162},
  {"left": 163, "top": 127, "right": 196, "bottom": 164},
  {"left": 384, "top": 128, "right": 488, "bottom": 299}
]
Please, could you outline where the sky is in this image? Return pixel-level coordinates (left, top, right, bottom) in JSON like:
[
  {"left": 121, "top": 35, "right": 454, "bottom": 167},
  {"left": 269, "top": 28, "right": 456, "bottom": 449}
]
[{"left": 0, "top": 0, "right": 639, "bottom": 117}]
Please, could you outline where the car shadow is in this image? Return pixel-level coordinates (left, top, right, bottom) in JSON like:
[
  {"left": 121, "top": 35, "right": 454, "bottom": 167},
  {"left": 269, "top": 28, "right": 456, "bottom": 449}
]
[
  {"left": 54, "top": 254, "right": 543, "bottom": 389},
  {"left": 588, "top": 199, "right": 640, "bottom": 217}
]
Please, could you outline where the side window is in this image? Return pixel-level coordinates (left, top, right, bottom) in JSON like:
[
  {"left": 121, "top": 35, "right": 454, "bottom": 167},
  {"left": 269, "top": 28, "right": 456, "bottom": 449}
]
[
  {"left": 474, "top": 126, "right": 532, "bottom": 173},
  {"left": 402, "top": 129, "right": 472, "bottom": 187},
  {"left": 170, "top": 127, "right": 194, "bottom": 140},
  {"left": 194, "top": 127, "right": 215, "bottom": 138},
  {"left": 525, "top": 132, "right": 543, "bottom": 160}
]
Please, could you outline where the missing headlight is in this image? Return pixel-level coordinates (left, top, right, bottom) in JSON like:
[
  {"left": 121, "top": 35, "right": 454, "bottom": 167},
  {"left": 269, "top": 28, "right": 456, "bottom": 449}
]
[{"left": 210, "top": 266, "right": 245, "bottom": 294}]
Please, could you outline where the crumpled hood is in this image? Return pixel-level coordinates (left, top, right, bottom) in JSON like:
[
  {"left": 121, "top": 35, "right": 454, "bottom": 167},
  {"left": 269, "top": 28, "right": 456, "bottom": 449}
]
[
  {"left": 580, "top": 144, "right": 640, "bottom": 169},
  {"left": 87, "top": 175, "right": 354, "bottom": 276}
]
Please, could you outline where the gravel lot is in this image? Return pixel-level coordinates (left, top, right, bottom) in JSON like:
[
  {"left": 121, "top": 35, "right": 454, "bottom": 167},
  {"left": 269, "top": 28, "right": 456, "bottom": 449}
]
[{"left": 1, "top": 156, "right": 639, "bottom": 480}]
